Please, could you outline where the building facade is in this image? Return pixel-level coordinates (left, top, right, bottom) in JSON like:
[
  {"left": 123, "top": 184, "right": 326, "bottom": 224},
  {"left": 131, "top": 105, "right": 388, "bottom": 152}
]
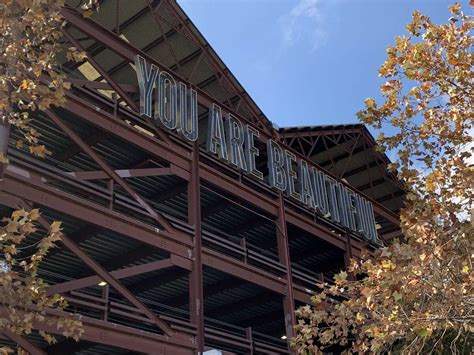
[{"left": 0, "top": 0, "right": 404, "bottom": 354}]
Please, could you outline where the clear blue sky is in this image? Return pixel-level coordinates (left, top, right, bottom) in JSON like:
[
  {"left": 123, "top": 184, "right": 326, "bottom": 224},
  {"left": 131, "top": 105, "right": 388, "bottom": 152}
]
[{"left": 178, "top": 0, "right": 468, "bottom": 128}]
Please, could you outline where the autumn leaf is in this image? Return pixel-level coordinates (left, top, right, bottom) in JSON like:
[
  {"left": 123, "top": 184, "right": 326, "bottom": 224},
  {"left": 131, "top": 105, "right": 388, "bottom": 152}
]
[
  {"left": 334, "top": 271, "right": 348, "bottom": 285},
  {"left": 294, "top": 4, "right": 473, "bottom": 354},
  {"left": 29, "top": 145, "right": 48, "bottom": 158},
  {"left": 49, "top": 221, "right": 62, "bottom": 234},
  {"left": 0, "top": 152, "right": 8, "bottom": 164},
  {"left": 0, "top": 1, "right": 90, "bottom": 350},
  {"left": 365, "top": 97, "right": 376, "bottom": 109}
]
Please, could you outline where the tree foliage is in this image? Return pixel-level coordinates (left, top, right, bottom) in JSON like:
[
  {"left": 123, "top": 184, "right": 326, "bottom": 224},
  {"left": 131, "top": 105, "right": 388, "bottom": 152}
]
[
  {"left": 293, "top": 3, "right": 473, "bottom": 354},
  {"left": 0, "top": 210, "right": 83, "bottom": 354},
  {"left": 0, "top": 0, "right": 97, "bottom": 352},
  {"left": 0, "top": 0, "right": 93, "bottom": 160}
]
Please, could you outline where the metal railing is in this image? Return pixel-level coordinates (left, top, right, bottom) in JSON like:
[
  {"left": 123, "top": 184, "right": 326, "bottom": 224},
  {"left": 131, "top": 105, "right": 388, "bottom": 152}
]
[{"left": 8, "top": 150, "right": 333, "bottom": 292}]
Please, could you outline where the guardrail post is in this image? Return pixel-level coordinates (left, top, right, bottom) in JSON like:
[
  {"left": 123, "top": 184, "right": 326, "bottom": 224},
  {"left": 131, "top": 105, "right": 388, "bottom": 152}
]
[
  {"left": 240, "top": 237, "right": 248, "bottom": 263},
  {"left": 102, "top": 284, "right": 109, "bottom": 321},
  {"left": 276, "top": 193, "right": 296, "bottom": 351},
  {"left": 245, "top": 327, "right": 254, "bottom": 355},
  {"left": 107, "top": 179, "right": 114, "bottom": 209}
]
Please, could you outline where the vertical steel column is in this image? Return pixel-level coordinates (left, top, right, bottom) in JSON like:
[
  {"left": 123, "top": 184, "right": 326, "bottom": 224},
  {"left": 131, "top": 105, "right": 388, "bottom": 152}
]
[
  {"left": 276, "top": 193, "right": 296, "bottom": 344},
  {"left": 344, "top": 229, "right": 355, "bottom": 280},
  {"left": 188, "top": 143, "right": 204, "bottom": 353}
]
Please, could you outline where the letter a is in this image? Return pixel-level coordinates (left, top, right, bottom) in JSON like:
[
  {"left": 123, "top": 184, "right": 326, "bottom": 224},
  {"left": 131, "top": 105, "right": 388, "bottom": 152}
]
[{"left": 206, "top": 104, "right": 228, "bottom": 161}]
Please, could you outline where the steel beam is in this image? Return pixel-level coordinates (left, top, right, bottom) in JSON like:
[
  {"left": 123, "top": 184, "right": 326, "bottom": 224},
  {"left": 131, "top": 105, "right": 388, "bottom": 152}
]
[
  {"left": 27, "top": 204, "right": 176, "bottom": 338},
  {"left": 1, "top": 176, "right": 192, "bottom": 256},
  {"left": 280, "top": 128, "right": 361, "bottom": 139},
  {"left": 60, "top": 6, "right": 266, "bottom": 137},
  {"left": 68, "top": 166, "right": 189, "bottom": 181},
  {"left": 276, "top": 193, "right": 296, "bottom": 344},
  {"left": 68, "top": 79, "right": 399, "bottom": 231},
  {"left": 62, "top": 28, "right": 138, "bottom": 112},
  {"left": 59, "top": 8, "right": 399, "bottom": 229},
  {"left": 54, "top": 129, "right": 109, "bottom": 162},
  {"left": 46, "top": 109, "right": 176, "bottom": 233},
  {"left": 47, "top": 257, "right": 190, "bottom": 295},
  {"left": 2, "top": 330, "right": 46, "bottom": 355},
  {"left": 69, "top": 79, "right": 137, "bottom": 92},
  {"left": 163, "top": 0, "right": 274, "bottom": 135},
  {"left": 344, "top": 230, "right": 355, "bottom": 280},
  {"left": 188, "top": 142, "right": 204, "bottom": 352},
  {"left": 0, "top": 306, "right": 196, "bottom": 354},
  {"left": 1, "top": 173, "right": 306, "bottom": 302}
]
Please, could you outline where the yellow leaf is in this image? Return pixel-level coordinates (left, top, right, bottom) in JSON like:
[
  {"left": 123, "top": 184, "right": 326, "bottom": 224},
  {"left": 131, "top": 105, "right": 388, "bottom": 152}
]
[
  {"left": 83, "top": 9, "right": 94, "bottom": 17},
  {"left": 365, "top": 98, "right": 376, "bottom": 109},
  {"left": 334, "top": 271, "right": 348, "bottom": 285},
  {"left": 50, "top": 221, "right": 62, "bottom": 234},
  {"left": 20, "top": 79, "right": 28, "bottom": 90},
  {"left": 29, "top": 145, "right": 48, "bottom": 158},
  {"left": 29, "top": 209, "right": 40, "bottom": 220},
  {"left": 0, "top": 152, "right": 8, "bottom": 164},
  {"left": 382, "top": 260, "right": 395, "bottom": 270}
]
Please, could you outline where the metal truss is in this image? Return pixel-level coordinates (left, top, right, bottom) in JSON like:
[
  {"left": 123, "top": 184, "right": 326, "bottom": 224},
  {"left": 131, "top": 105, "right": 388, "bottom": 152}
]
[{"left": 0, "top": 2, "right": 404, "bottom": 353}]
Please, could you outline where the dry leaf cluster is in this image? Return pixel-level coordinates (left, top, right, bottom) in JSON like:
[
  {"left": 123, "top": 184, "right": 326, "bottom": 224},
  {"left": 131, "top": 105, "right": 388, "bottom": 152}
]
[
  {"left": 293, "top": 3, "right": 473, "bottom": 354},
  {"left": 0, "top": 209, "right": 83, "bottom": 353},
  {"left": 0, "top": 0, "right": 99, "bottom": 352}
]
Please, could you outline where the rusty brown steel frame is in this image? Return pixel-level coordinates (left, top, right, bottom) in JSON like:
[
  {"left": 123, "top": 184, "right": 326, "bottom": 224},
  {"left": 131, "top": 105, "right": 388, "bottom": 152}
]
[
  {"left": 0, "top": 3, "right": 402, "bottom": 353},
  {"left": 60, "top": 4, "right": 398, "bottom": 227}
]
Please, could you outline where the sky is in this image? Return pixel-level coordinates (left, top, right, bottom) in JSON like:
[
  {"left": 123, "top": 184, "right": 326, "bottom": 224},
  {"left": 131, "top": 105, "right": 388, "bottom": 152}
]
[{"left": 178, "top": 0, "right": 469, "bottom": 129}]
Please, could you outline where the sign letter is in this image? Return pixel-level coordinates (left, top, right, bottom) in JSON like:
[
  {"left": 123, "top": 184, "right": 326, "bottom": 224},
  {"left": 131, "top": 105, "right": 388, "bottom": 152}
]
[
  {"left": 267, "top": 140, "right": 287, "bottom": 191},
  {"left": 177, "top": 82, "right": 198, "bottom": 142},
  {"left": 157, "top": 71, "right": 178, "bottom": 130},
  {"left": 135, "top": 55, "right": 158, "bottom": 118},
  {"left": 227, "top": 114, "right": 247, "bottom": 171},
  {"left": 284, "top": 150, "right": 301, "bottom": 201},
  {"left": 245, "top": 125, "right": 263, "bottom": 180},
  {"left": 298, "top": 160, "right": 315, "bottom": 209},
  {"left": 207, "top": 104, "right": 228, "bottom": 161}
]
